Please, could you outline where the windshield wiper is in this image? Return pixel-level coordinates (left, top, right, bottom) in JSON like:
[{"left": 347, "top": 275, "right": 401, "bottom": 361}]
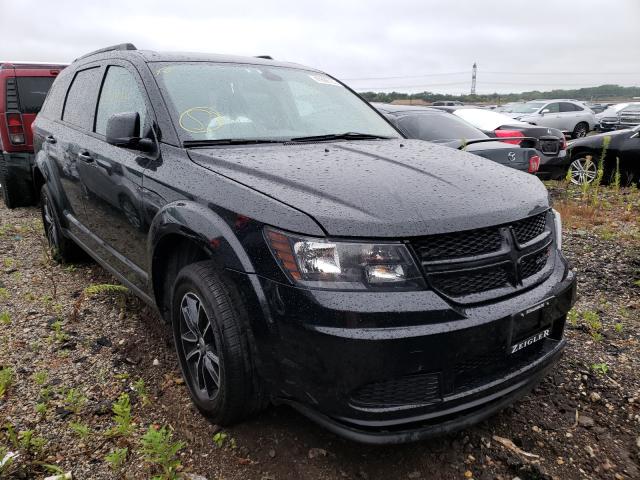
[
  {"left": 183, "top": 139, "right": 285, "bottom": 147},
  {"left": 289, "top": 132, "right": 394, "bottom": 142}
]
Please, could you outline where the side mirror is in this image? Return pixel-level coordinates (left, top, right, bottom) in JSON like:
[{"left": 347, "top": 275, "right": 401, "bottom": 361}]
[{"left": 106, "top": 112, "right": 154, "bottom": 152}]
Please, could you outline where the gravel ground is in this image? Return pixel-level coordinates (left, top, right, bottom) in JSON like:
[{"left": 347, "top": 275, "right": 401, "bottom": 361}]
[{"left": 0, "top": 185, "right": 639, "bottom": 480}]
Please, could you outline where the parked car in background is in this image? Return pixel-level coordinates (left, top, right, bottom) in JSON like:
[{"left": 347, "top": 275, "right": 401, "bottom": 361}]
[
  {"left": 567, "top": 126, "right": 640, "bottom": 185},
  {"left": 585, "top": 103, "right": 612, "bottom": 114},
  {"left": 432, "top": 107, "right": 569, "bottom": 179},
  {"left": 374, "top": 103, "right": 541, "bottom": 174},
  {"left": 32, "top": 43, "right": 576, "bottom": 444},
  {"left": 596, "top": 103, "right": 631, "bottom": 132},
  {"left": 431, "top": 100, "right": 463, "bottom": 106},
  {"left": 504, "top": 100, "right": 596, "bottom": 138},
  {"left": 617, "top": 104, "right": 640, "bottom": 130},
  {"left": 0, "top": 61, "right": 66, "bottom": 208}
]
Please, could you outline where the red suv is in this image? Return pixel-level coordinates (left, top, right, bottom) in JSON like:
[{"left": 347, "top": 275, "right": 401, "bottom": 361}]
[{"left": 0, "top": 61, "right": 66, "bottom": 208}]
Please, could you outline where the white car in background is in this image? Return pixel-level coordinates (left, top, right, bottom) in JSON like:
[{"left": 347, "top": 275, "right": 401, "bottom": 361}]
[{"left": 504, "top": 100, "right": 596, "bottom": 138}]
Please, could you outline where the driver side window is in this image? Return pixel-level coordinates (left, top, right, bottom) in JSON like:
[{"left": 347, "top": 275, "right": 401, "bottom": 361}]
[
  {"left": 95, "top": 66, "right": 147, "bottom": 136},
  {"left": 543, "top": 103, "right": 560, "bottom": 113}
]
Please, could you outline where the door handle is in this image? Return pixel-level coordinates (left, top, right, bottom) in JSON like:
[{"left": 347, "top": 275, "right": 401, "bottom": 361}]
[
  {"left": 78, "top": 151, "right": 94, "bottom": 163},
  {"left": 45, "top": 135, "right": 57, "bottom": 144}
]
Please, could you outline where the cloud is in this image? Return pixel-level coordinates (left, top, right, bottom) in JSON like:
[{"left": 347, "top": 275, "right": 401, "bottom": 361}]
[{"left": 1, "top": 0, "right": 638, "bottom": 94}]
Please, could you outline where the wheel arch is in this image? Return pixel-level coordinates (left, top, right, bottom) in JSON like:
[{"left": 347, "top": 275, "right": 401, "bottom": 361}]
[{"left": 147, "top": 201, "right": 270, "bottom": 324}]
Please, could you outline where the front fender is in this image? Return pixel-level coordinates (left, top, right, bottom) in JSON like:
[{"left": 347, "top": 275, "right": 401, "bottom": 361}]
[{"left": 148, "top": 200, "right": 252, "bottom": 274}]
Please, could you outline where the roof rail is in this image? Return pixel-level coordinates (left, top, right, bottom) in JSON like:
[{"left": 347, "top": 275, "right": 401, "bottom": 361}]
[
  {"left": 76, "top": 43, "right": 137, "bottom": 61},
  {"left": 255, "top": 55, "right": 273, "bottom": 60}
]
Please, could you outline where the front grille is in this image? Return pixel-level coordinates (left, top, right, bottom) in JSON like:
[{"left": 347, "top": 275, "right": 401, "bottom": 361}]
[
  {"left": 350, "top": 372, "right": 440, "bottom": 407},
  {"left": 411, "top": 211, "right": 552, "bottom": 301},
  {"left": 430, "top": 266, "right": 510, "bottom": 296},
  {"left": 520, "top": 248, "right": 550, "bottom": 279},
  {"left": 412, "top": 227, "right": 502, "bottom": 260},
  {"left": 512, "top": 212, "right": 547, "bottom": 244}
]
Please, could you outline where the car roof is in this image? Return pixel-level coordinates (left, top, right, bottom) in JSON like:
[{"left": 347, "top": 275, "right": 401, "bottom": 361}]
[
  {"left": 0, "top": 61, "right": 68, "bottom": 70},
  {"left": 372, "top": 103, "right": 444, "bottom": 115},
  {"left": 72, "top": 43, "right": 315, "bottom": 72}
]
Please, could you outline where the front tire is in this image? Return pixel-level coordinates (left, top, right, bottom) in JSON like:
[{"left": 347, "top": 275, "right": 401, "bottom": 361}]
[
  {"left": 172, "top": 261, "right": 265, "bottom": 425},
  {"left": 572, "top": 122, "right": 589, "bottom": 139}
]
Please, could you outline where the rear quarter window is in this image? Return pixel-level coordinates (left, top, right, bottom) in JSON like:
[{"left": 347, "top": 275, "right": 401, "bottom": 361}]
[
  {"left": 62, "top": 67, "right": 102, "bottom": 130},
  {"left": 40, "top": 71, "right": 71, "bottom": 121}
]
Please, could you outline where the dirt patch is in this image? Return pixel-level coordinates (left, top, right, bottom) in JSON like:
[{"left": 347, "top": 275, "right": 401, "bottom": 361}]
[{"left": 0, "top": 185, "right": 639, "bottom": 479}]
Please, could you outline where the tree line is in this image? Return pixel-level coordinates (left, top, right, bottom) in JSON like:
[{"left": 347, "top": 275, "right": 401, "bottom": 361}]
[{"left": 358, "top": 84, "right": 640, "bottom": 104}]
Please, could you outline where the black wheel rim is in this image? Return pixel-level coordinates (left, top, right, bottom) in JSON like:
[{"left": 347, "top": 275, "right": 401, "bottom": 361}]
[
  {"left": 42, "top": 197, "right": 59, "bottom": 250},
  {"left": 179, "top": 292, "right": 221, "bottom": 400}
]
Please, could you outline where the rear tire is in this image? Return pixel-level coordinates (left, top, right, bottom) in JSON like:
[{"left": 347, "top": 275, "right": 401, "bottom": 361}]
[
  {"left": 40, "top": 185, "right": 83, "bottom": 263},
  {"left": 172, "top": 261, "right": 266, "bottom": 425},
  {"left": 0, "top": 155, "right": 35, "bottom": 209},
  {"left": 568, "top": 157, "right": 598, "bottom": 185},
  {"left": 572, "top": 122, "right": 589, "bottom": 139}
]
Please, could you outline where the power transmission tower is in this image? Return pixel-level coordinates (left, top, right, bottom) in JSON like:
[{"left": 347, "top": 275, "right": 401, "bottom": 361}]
[{"left": 471, "top": 62, "right": 477, "bottom": 95}]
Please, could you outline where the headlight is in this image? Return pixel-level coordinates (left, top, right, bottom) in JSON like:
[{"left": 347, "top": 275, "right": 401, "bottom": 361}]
[
  {"left": 552, "top": 209, "right": 562, "bottom": 250},
  {"left": 265, "top": 228, "right": 425, "bottom": 290}
]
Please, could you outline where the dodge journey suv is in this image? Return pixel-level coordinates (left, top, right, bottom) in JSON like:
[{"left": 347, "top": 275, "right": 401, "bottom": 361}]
[{"left": 33, "top": 44, "right": 576, "bottom": 444}]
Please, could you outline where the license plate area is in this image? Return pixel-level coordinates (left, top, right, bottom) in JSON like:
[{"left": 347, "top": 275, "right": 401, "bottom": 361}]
[{"left": 509, "top": 299, "right": 554, "bottom": 353}]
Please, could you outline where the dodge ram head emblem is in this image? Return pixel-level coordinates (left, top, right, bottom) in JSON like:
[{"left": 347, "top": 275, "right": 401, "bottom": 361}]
[{"left": 507, "top": 151, "right": 516, "bottom": 162}]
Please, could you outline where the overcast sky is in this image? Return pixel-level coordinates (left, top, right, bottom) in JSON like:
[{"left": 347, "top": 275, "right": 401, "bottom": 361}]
[{"left": 1, "top": 0, "right": 639, "bottom": 94}]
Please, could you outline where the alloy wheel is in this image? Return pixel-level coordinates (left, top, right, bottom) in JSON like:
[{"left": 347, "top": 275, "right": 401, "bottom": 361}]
[
  {"left": 179, "top": 292, "right": 221, "bottom": 401},
  {"left": 569, "top": 158, "right": 597, "bottom": 185},
  {"left": 574, "top": 124, "right": 588, "bottom": 138}
]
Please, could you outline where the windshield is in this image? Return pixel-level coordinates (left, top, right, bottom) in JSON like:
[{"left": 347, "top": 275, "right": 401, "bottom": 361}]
[
  {"left": 397, "top": 112, "right": 486, "bottom": 141},
  {"left": 153, "top": 62, "right": 399, "bottom": 142},
  {"left": 509, "top": 102, "right": 546, "bottom": 114},
  {"left": 452, "top": 109, "right": 528, "bottom": 131}
]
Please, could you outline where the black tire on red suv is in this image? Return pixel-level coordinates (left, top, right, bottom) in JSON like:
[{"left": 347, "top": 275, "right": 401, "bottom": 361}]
[{"left": 0, "top": 155, "right": 35, "bottom": 208}]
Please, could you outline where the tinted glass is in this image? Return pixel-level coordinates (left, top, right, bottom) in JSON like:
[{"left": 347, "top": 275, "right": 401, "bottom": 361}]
[
  {"left": 15, "top": 77, "right": 55, "bottom": 114},
  {"left": 560, "top": 102, "right": 578, "bottom": 112},
  {"left": 95, "top": 66, "right": 147, "bottom": 136},
  {"left": 154, "top": 62, "right": 399, "bottom": 141},
  {"left": 542, "top": 103, "right": 560, "bottom": 113},
  {"left": 397, "top": 112, "right": 486, "bottom": 141},
  {"left": 62, "top": 67, "right": 101, "bottom": 129}
]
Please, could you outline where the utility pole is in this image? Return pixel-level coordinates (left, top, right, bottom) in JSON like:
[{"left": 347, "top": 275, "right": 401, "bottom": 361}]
[{"left": 471, "top": 62, "right": 477, "bottom": 96}]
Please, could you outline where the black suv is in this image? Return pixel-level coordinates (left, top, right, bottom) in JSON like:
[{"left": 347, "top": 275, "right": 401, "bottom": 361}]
[{"left": 33, "top": 44, "right": 576, "bottom": 444}]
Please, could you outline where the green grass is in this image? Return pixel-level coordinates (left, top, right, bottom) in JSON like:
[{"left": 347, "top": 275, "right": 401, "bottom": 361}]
[{"left": 0, "top": 367, "right": 13, "bottom": 398}]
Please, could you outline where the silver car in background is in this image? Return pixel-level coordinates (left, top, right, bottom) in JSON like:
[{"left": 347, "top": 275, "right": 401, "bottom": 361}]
[{"left": 504, "top": 100, "right": 596, "bottom": 138}]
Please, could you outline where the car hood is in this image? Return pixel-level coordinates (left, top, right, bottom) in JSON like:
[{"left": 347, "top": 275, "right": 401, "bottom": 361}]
[{"left": 188, "top": 139, "right": 549, "bottom": 237}]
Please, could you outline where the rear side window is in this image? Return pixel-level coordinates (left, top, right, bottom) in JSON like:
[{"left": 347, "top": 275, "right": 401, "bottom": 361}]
[
  {"left": 13, "top": 77, "right": 55, "bottom": 113},
  {"left": 560, "top": 102, "right": 579, "bottom": 112},
  {"left": 62, "top": 67, "right": 102, "bottom": 130},
  {"left": 95, "top": 66, "right": 147, "bottom": 136},
  {"left": 543, "top": 103, "right": 560, "bottom": 113}
]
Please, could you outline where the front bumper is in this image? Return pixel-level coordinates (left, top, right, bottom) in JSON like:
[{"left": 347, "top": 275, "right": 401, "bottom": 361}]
[{"left": 258, "top": 253, "right": 576, "bottom": 444}]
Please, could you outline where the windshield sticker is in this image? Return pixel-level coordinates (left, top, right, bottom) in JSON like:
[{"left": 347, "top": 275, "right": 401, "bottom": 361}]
[{"left": 309, "top": 74, "right": 340, "bottom": 86}]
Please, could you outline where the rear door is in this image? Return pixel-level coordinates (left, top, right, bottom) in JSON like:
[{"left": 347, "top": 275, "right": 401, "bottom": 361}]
[
  {"left": 76, "top": 62, "right": 152, "bottom": 290},
  {"left": 51, "top": 65, "right": 103, "bottom": 229},
  {"left": 539, "top": 102, "right": 562, "bottom": 130}
]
